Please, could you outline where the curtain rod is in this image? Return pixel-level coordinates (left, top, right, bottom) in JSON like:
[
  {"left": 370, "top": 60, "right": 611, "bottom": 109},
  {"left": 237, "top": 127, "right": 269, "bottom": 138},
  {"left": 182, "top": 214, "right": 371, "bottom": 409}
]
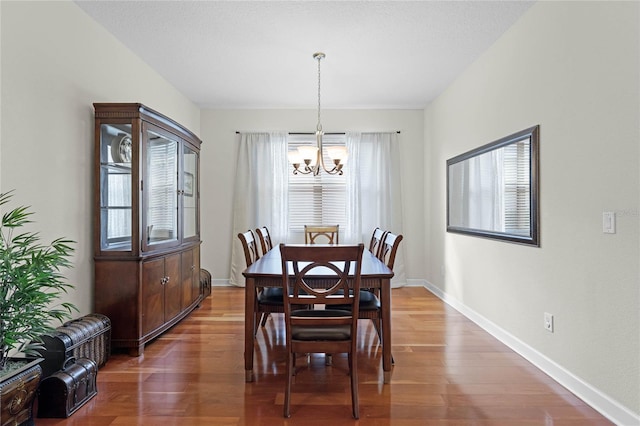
[{"left": 235, "top": 131, "right": 401, "bottom": 135}]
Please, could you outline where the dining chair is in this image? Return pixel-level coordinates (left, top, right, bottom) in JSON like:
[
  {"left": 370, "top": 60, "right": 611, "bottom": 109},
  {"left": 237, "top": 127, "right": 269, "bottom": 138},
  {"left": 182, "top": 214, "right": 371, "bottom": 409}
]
[
  {"left": 337, "top": 231, "right": 403, "bottom": 362},
  {"left": 368, "top": 227, "right": 387, "bottom": 258},
  {"left": 363, "top": 231, "right": 403, "bottom": 339},
  {"left": 255, "top": 226, "right": 273, "bottom": 257},
  {"left": 279, "top": 243, "right": 364, "bottom": 419},
  {"left": 304, "top": 224, "right": 339, "bottom": 244},
  {"left": 255, "top": 226, "right": 276, "bottom": 326},
  {"left": 378, "top": 231, "right": 403, "bottom": 270},
  {"left": 238, "top": 230, "right": 283, "bottom": 333}
]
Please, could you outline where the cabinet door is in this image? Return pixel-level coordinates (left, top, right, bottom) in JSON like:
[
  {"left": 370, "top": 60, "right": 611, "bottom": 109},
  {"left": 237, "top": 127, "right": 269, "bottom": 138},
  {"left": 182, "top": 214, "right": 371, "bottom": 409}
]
[
  {"left": 181, "top": 249, "right": 194, "bottom": 310},
  {"left": 181, "top": 246, "right": 201, "bottom": 310},
  {"left": 98, "top": 123, "right": 134, "bottom": 252},
  {"left": 164, "top": 253, "right": 182, "bottom": 321},
  {"left": 143, "top": 123, "right": 179, "bottom": 251},
  {"left": 142, "top": 257, "right": 165, "bottom": 335},
  {"left": 182, "top": 143, "right": 199, "bottom": 241},
  {"left": 192, "top": 245, "right": 201, "bottom": 301}
]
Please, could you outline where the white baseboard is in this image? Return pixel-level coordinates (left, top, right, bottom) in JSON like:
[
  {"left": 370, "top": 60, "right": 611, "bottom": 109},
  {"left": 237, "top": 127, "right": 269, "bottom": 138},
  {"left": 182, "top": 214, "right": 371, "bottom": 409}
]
[
  {"left": 421, "top": 280, "right": 640, "bottom": 426},
  {"left": 212, "top": 278, "right": 231, "bottom": 287},
  {"left": 405, "top": 278, "right": 427, "bottom": 287}
]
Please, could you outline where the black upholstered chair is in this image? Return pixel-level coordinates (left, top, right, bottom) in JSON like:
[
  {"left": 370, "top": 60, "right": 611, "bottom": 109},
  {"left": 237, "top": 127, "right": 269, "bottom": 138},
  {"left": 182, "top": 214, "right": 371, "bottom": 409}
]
[
  {"left": 238, "top": 230, "right": 283, "bottom": 333},
  {"left": 279, "top": 243, "right": 364, "bottom": 419}
]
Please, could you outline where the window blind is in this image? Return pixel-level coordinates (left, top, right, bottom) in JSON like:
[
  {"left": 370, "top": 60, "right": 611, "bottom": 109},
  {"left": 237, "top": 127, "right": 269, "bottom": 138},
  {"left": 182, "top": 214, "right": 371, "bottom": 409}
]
[
  {"left": 503, "top": 139, "right": 530, "bottom": 235},
  {"left": 147, "top": 134, "right": 178, "bottom": 237}
]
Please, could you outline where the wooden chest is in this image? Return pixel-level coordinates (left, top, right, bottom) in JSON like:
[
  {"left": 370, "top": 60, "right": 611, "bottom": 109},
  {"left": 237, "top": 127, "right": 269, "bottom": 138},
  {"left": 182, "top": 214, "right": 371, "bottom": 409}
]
[
  {"left": 200, "top": 268, "right": 212, "bottom": 299},
  {"left": 0, "top": 360, "right": 42, "bottom": 426},
  {"left": 37, "top": 358, "right": 97, "bottom": 418},
  {"left": 37, "top": 313, "right": 111, "bottom": 378}
]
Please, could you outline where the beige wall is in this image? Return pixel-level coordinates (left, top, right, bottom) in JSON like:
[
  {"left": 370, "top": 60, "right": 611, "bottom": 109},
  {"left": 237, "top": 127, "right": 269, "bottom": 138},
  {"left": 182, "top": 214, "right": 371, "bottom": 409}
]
[
  {"left": 1, "top": 0, "right": 638, "bottom": 422},
  {"left": 199, "top": 109, "right": 425, "bottom": 283},
  {"left": 0, "top": 1, "right": 200, "bottom": 316},
  {"left": 425, "top": 0, "right": 639, "bottom": 417}
]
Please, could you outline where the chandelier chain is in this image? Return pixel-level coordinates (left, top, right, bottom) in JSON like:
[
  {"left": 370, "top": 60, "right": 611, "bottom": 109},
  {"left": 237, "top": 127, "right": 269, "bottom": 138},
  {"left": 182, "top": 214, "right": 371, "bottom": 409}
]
[{"left": 317, "top": 54, "right": 322, "bottom": 133}]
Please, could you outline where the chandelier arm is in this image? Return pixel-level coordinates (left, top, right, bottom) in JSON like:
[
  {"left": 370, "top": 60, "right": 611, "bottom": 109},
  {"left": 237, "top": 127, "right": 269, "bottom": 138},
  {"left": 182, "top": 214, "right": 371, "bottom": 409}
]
[
  {"left": 291, "top": 163, "right": 313, "bottom": 175},
  {"left": 316, "top": 131, "right": 341, "bottom": 175}
]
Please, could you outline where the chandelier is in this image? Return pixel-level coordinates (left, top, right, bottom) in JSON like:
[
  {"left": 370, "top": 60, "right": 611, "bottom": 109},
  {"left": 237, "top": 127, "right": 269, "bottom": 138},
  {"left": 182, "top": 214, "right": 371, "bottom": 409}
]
[{"left": 288, "top": 52, "right": 348, "bottom": 175}]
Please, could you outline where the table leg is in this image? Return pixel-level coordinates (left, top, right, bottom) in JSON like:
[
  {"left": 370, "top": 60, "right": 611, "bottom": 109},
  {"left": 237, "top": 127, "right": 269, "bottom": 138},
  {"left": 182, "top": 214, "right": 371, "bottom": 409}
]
[
  {"left": 245, "top": 277, "right": 255, "bottom": 382},
  {"left": 381, "top": 278, "right": 392, "bottom": 383}
]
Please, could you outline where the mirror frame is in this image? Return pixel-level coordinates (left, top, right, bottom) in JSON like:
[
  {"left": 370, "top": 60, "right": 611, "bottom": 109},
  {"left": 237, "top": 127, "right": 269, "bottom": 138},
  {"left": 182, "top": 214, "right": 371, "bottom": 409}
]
[{"left": 446, "top": 125, "right": 540, "bottom": 246}]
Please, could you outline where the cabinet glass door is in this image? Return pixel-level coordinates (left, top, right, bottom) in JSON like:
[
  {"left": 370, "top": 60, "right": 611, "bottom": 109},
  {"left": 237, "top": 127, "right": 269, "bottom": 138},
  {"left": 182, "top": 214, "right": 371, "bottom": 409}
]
[
  {"left": 183, "top": 144, "right": 199, "bottom": 240},
  {"left": 144, "top": 127, "right": 178, "bottom": 248},
  {"left": 99, "top": 123, "right": 133, "bottom": 251}
]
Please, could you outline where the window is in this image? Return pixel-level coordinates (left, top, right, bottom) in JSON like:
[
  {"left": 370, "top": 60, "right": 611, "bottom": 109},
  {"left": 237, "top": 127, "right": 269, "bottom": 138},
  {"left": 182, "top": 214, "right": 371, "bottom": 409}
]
[{"left": 287, "top": 134, "right": 347, "bottom": 233}]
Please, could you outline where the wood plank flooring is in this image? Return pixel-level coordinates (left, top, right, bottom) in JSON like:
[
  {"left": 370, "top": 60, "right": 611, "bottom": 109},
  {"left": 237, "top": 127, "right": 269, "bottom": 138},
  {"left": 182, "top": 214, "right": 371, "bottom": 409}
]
[{"left": 35, "top": 287, "right": 613, "bottom": 425}]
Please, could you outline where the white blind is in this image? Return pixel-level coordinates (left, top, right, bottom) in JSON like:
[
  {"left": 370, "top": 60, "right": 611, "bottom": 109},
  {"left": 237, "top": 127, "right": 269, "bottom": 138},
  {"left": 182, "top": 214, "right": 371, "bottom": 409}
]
[
  {"left": 288, "top": 134, "right": 347, "bottom": 233},
  {"left": 503, "top": 138, "right": 530, "bottom": 235},
  {"left": 147, "top": 134, "right": 178, "bottom": 238}
]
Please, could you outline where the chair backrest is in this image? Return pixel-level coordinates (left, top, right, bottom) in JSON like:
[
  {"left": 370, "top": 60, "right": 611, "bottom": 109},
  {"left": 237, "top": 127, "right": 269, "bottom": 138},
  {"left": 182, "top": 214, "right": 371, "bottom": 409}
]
[
  {"left": 368, "top": 227, "right": 388, "bottom": 258},
  {"left": 238, "top": 230, "right": 260, "bottom": 267},
  {"left": 255, "top": 226, "right": 273, "bottom": 256},
  {"left": 280, "top": 243, "right": 364, "bottom": 320},
  {"left": 304, "top": 225, "right": 339, "bottom": 244},
  {"left": 378, "top": 231, "right": 403, "bottom": 270}
]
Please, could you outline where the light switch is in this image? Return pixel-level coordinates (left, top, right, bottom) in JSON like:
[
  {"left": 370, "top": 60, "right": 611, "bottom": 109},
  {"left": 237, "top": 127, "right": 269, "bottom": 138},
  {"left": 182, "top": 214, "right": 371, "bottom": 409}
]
[{"left": 603, "top": 211, "right": 616, "bottom": 234}]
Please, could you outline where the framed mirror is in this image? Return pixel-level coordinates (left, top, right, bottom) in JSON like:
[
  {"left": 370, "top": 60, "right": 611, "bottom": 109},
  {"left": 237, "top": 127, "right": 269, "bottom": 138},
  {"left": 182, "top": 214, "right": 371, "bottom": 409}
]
[{"left": 447, "top": 125, "right": 540, "bottom": 246}]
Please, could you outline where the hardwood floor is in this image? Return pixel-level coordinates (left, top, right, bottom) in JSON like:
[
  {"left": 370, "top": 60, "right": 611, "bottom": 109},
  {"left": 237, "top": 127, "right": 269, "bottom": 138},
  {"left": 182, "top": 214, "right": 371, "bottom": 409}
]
[{"left": 35, "top": 287, "right": 613, "bottom": 425}]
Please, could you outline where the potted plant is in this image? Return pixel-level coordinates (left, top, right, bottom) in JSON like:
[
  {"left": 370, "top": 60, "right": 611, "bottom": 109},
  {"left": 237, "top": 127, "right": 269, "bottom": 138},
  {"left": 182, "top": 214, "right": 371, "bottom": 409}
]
[{"left": 0, "top": 190, "right": 76, "bottom": 425}]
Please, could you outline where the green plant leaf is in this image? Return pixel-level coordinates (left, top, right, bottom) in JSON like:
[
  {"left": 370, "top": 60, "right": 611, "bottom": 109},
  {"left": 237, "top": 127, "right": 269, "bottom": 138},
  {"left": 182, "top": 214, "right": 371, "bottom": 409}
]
[{"left": 0, "top": 191, "right": 77, "bottom": 371}]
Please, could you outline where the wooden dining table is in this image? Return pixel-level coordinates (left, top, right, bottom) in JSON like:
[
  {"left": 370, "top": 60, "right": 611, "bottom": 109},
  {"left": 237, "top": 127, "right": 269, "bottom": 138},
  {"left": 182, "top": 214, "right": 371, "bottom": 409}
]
[{"left": 242, "top": 244, "right": 395, "bottom": 383}]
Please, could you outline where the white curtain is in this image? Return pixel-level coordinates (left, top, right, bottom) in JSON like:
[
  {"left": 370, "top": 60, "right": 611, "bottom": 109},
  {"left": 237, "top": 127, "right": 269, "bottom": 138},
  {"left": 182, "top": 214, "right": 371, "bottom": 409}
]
[
  {"left": 463, "top": 149, "right": 504, "bottom": 231},
  {"left": 345, "top": 132, "right": 406, "bottom": 287},
  {"left": 229, "top": 132, "right": 289, "bottom": 287}
]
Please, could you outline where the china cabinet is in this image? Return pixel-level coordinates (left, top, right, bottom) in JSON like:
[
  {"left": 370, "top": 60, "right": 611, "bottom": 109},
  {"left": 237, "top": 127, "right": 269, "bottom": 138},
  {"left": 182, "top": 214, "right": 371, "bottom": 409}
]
[{"left": 93, "top": 103, "right": 202, "bottom": 356}]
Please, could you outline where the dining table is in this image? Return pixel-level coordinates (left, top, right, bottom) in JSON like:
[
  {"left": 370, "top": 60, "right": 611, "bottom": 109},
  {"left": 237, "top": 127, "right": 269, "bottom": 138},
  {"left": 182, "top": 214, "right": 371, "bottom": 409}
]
[{"left": 242, "top": 244, "right": 395, "bottom": 383}]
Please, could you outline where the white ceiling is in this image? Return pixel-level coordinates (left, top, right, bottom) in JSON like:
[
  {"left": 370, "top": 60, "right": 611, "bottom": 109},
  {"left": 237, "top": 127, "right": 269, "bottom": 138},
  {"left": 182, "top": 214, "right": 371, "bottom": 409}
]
[{"left": 75, "top": 1, "right": 534, "bottom": 109}]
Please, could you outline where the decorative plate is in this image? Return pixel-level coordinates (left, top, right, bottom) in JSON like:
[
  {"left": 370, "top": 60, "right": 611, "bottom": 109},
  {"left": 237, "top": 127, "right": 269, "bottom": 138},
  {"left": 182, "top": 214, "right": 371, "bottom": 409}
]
[{"left": 111, "top": 134, "right": 132, "bottom": 163}]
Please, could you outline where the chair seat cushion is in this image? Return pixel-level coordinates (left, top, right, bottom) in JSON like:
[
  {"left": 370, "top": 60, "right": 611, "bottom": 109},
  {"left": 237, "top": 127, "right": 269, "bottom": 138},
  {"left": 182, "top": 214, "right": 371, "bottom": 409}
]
[
  {"left": 358, "top": 290, "right": 381, "bottom": 310},
  {"left": 257, "top": 287, "right": 284, "bottom": 305},
  {"left": 333, "top": 290, "right": 381, "bottom": 311},
  {"left": 291, "top": 309, "right": 352, "bottom": 341}
]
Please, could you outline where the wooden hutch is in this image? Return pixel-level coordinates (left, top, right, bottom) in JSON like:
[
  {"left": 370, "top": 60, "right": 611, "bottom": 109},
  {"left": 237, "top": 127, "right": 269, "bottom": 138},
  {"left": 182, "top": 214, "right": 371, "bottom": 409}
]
[{"left": 93, "top": 103, "right": 202, "bottom": 356}]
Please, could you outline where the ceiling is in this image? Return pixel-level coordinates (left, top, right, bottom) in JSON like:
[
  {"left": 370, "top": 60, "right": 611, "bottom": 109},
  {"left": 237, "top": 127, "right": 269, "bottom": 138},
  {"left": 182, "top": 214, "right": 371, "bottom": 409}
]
[{"left": 75, "top": 1, "right": 534, "bottom": 110}]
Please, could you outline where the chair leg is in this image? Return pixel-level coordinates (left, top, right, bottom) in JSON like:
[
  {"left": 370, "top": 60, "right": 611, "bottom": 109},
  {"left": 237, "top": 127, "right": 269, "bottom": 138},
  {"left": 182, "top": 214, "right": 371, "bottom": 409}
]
[
  {"left": 260, "top": 313, "right": 269, "bottom": 327},
  {"left": 325, "top": 354, "right": 332, "bottom": 366},
  {"left": 284, "top": 352, "right": 293, "bottom": 418},
  {"left": 349, "top": 352, "right": 359, "bottom": 419},
  {"left": 373, "top": 318, "right": 382, "bottom": 340},
  {"left": 374, "top": 318, "right": 394, "bottom": 365}
]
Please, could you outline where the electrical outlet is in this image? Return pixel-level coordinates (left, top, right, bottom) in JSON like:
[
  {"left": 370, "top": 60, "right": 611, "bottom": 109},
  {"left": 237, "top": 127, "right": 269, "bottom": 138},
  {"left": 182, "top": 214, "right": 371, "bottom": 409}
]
[
  {"left": 544, "top": 312, "right": 554, "bottom": 333},
  {"left": 603, "top": 211, "right": 616, "bottom": 234}
]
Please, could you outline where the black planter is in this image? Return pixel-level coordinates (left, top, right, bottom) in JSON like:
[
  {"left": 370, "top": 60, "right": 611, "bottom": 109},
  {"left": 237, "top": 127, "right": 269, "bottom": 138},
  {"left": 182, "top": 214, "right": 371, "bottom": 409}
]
[{"left": 0, "top": 358, "right": 43, "bottom": 426}]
